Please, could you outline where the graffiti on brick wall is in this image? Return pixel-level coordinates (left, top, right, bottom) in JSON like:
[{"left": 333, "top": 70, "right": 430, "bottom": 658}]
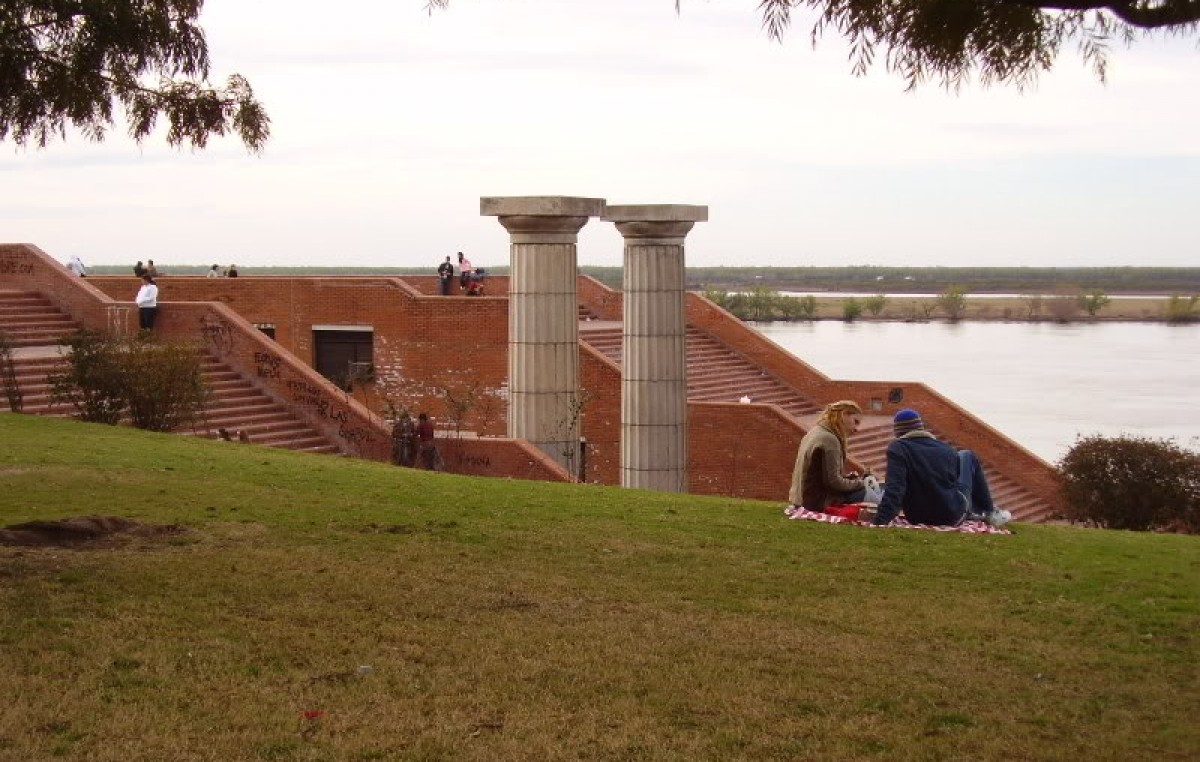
[
  {"left": 198, "top": 314, "right": 234, "bottom": 354},
  {"left": 456, "top": 452, "right": 491, "bottom": 468},
  {"left": 285, "top": 379, "right": 377, "bottom": 446},
  {"left": 254, "top": 351, "right": 282, "bottom": 379},
  {"left": 0, "top": 250, "right": 34, "bottom": 276}
]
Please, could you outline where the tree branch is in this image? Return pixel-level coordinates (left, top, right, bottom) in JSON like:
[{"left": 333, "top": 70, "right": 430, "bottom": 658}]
[{"left": 997, "top": 0, "right": 1200, "bottom": 28}]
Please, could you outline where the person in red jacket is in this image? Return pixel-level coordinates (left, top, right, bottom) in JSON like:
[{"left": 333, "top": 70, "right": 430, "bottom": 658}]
[{"left": 416, "top": 412, "right": 442, "bottom": 470}]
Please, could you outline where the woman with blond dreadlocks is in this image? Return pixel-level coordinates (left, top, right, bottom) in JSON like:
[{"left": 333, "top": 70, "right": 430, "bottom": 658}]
[{"left": 787, "top": 400, "right": 871, "bottom": 513}]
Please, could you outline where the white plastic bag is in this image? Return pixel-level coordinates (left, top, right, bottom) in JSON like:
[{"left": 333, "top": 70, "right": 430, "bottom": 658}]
[{"left": 861, "top": 473, "right": 883, "bottom": 504}]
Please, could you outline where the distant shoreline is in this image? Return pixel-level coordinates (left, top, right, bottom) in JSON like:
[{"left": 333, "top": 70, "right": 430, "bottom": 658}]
[{"left": 749, "top": 295, "right": 1184, "bottom": 323}]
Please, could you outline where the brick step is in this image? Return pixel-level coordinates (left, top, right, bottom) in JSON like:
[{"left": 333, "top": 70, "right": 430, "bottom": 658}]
[
  {"left": 2, "top": 330, "right": 76, "bottom": 348},
  {"left": 256, "top": 432, "right": 337, "bottom": 450},
  {"left": 206, "top": 395, "right": 279, "bottom": 413},
  {"left": 0, "top": 314, "right": 76, "bottom": 328},
  {"left": 688, "top": 377, "right": 785, "bottom": 395},
  {"left": 194, "top": 411, "right": 290, "bottom": 432},
  {"left": 0, "top": 295, "right": 55, "bottom": 309}
]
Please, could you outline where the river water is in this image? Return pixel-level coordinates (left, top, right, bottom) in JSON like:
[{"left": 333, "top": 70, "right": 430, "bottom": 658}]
[{"left": 750, "top": 320, "right": 1200, "bottom": 463}]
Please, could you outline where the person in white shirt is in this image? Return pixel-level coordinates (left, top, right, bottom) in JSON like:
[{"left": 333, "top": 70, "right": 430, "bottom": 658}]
[
  {"left": 456, "top": 251, "right": 473, "bottom": 292},
  {"left": 206, "top": 264, "right": 221, "bottom": 278},
  {"left": 135, "top": 275, "right": 159, "bottom": 330},
  {"left": 67, "top": 255, "right": 87, "bottom": 277}
]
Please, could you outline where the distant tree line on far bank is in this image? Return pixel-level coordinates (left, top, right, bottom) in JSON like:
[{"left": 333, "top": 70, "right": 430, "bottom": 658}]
[
  {"left": 702, "top": 286, "right": 1200, "bottom": 325},
  {"left": 87, "top": 265, "right": 1200, "bottom": 295}
]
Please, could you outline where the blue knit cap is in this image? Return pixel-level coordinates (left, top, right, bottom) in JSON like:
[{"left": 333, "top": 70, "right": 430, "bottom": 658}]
[{"left": 893, "top": 408, "right": 924, "bottom": 437}]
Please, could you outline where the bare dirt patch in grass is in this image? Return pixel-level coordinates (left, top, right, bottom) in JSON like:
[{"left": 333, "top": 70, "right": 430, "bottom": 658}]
[{"left": 0, "top": 515, "right": 186, "bottom": 548}]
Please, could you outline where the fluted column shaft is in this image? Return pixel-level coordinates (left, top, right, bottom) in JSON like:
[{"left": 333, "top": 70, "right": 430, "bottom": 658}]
[
  {"left": 605, "top": 204, "right": 708, "bottom": 492},
  {"left": 481, "top": 196, "right": 605, "bottom": 474}
]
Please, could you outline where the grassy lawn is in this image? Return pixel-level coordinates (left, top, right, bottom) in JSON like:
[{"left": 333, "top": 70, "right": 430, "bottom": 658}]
[{"left": 0, "top": 415, "right": 1196, "bottom": 761}]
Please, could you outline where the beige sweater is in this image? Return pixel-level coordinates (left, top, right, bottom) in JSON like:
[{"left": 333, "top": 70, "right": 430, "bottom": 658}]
[{"left": 788, "top": 424, "right": 864, "bottom": 510}]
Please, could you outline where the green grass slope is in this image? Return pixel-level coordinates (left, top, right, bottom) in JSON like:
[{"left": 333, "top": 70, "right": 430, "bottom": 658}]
[{"left": 1, "top": 415, "right": 1196, "bottom": 761}]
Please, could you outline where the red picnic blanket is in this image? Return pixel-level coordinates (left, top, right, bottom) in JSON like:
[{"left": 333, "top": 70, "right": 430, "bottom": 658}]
[{"left": 785, "top": 505, "right": 1013, "bottom": 535}]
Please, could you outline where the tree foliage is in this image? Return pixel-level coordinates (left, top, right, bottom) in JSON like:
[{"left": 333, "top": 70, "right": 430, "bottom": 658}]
[
  {"left": 753, "top": 0, "right": 1199, "bottom": 87},
  {"left": 1, "top": 0, "right": 269, "bottom": 150}
]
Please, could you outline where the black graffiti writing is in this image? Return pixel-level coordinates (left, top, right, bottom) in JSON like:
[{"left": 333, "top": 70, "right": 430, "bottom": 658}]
[
  {"left": 198, "top": 316, "right": 234, "bottom": 354},
  {"left": 456, "top": 453, "right": 491, "bottom": 468},
  {"left": 0, "top": 258, "right": 34, "bottom": 276},
  {"left": 286, "top": 380, "right": 323, "bottom": 397},
  {"left": 338, "top": 424, "right": 375, "bottom": 445},
  {"left": 254, "top": 351, "right": 282, "bottom": 378}
]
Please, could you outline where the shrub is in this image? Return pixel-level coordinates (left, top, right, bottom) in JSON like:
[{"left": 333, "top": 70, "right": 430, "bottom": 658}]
[
  {"left": 936, "top": 286, "right": 967, "bottom": 321},
  {"left": 122, "top": 340, "right": 209, "bottom": 432},
  {"left": 745, "top": 286, "right": 779, "bottom": 321},
  {"left": 1022, "top": 294, "right": 1044, "bottom": 320},
  {"left": 863, "top": 294, "right": 887, "bottom": 317},
  {"left": 778, "top": 294, "right": 818, "bottom": 320},
  {"left": 1077, "top": 289, "right": 1111, "bottom": 317},
  {"left": 50, "top": 331, "right": 208, "bottom": 431},
  {"left": 1058, "top": 434, "right": 1200, "bottom": 533},
  {"left": 841, "top": 297, "right": 863, "bottom": 322},
  {"left": 1047, "top": 294, "right": 1082, "bottom": 323},
  {"left": 0, "top": 331, "right": 21, "bottom": 413},
  {"left": 1165, "top": 294, "right": 1199, "bottom": 324},
  {"left": 50, "top": 330, "right": 127, "bottom": 424}
]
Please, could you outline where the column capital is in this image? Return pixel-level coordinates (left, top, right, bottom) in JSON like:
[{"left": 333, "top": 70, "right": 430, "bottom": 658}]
[
  {"left": 604, "top": 204, "right": 708, "bottom": 243},
  {"left": 481, "top": 196, "right": 606, "bottom": 244}
]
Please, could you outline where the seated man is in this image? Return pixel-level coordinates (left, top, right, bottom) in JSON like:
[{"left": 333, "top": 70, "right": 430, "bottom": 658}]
[{"left": 872, "top": 409, "right": 1011, "bottom": 527}]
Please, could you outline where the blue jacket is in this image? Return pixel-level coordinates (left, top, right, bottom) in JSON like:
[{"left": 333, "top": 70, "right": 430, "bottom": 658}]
[{"left": 872, "top": 432, "right": 966, "bottom": 526}]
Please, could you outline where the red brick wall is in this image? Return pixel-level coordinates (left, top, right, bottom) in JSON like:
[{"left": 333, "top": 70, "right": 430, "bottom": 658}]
[
  {"left": 690, "top": 402, "right": 803, "bottom": 500},
  {"left": 437, "top": 435, "right": 568, "bottom": 481},
  {"left": 578, "top": 275, "right": 623, "bottom": 320},
  {"left": 0, "top": 244, "right": 131, "bottom": 333},
  {"left": 579, "top": 348, "right": 622, "bottom": 485},
  {"left": 88, "top": 275, "right": 512, "bottom": 435}
]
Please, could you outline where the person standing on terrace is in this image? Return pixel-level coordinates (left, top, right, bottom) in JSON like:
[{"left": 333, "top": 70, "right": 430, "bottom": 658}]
[
  {"left": 871, "top": 409, "right": 1010, "bottom": 527},
  {"left": 135, "top": 275, "right": 158, "bottom": 331},
  {"left": 437, "top": 256, "right": 454, "bottom": 295},
  {"left": 456, "top": 251, "right": 473, "bottom": 292},
  {"left": 788, "top": 400, "right": 872, "bottom": 512}
]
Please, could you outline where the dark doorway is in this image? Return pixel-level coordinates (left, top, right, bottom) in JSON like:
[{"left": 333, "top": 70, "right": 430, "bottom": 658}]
[{"left": 313, "top": 329, "right": 373, "bottom": 389}]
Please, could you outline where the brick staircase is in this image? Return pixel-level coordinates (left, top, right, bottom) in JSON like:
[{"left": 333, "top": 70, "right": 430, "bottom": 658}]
[
  {"left": 581, "top": 319, "right": 1053, "bottom": 523},
  {"left": 0, "top": 290, "right": 339, "bottom": 454},
  {"left": 0, "top": 289, "right": 77, "bottom": 347}
]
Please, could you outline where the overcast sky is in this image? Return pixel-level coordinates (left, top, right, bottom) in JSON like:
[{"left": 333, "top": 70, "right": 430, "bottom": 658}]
[{"left": 4, "top": 0, "right": 1198, "bottom": 270}]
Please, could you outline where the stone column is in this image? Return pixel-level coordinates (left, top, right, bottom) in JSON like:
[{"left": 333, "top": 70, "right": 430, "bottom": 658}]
[
  {"left": 603, "top": 204, "right": 708, "bottom": 492},
  {"left": 480, "top": 196, "right": 606, "bottom": 474}
]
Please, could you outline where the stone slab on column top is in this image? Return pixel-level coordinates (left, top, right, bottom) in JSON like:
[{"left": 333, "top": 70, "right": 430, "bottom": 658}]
[
  {"left": 480, "top": 196, "right": 606, "bottom": 218},
  {"left": 603, "top": 204, "right": 708, "bottom": 223}
]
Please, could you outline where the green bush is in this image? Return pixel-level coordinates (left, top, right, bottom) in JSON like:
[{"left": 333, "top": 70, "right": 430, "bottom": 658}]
[
  {"left": 0, "top": 331, "right": 21, "bottom": 413},
  {"left": 936, "top": 286, "right": 967, "bottom": 321},
  {"left": 50, "top": 331, "right": 209, "bottom": 431},
  {"left": 863, "top": 294, "right": 887, "bottom": 316},
  {"left": 1058, "top": 435, "right": 1200, "bottom": 533},
  {"left": 1165, "top": 294, "right": 1199, "bottom": 324},
  {"left": 841, "top": 297, "right": 863, "bottom": 322},
  {"left": 50, "top": 330, "right": 128, "bottom": 424},
  {"left": 778, "top": 294, "right": 817, "bottom": 320},
  {"left": 1077, "top": 289, "right": 1111, "bottom": 317}
]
